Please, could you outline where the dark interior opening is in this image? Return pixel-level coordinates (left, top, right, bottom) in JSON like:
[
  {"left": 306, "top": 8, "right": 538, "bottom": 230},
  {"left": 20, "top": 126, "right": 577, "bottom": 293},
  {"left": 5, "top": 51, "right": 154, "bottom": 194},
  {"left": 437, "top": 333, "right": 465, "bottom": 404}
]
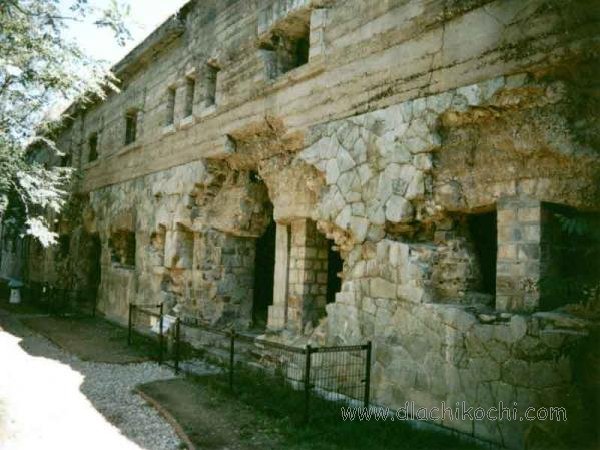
[
  {"left": 205, "top": 64, "right": 219, "bottom": 106},
  {"left": 294, "top": 36, "right": 310, "bottom": 67},
  {"left": 468, "top": 211, "right": 497, "bottom": 295},
  {"left": 109, "top": 230, "right": 136, "bottom": 268},
  {"left": 88, "top": 133, "right": 98, "bottom": 162},
  {"left": 540, "top": 203, "right": 600, "bottom": 310},
  {"left": 88, "top": 234, "right": 102, "bottom": 304},
  {"left": 166, "top": 87, "right": 176, "bottom": 125},
  {"left": 184, "top": 77, "right": 196, "bottom": 117},
  {"left": 57, "top": 234, "right": 70, "bottom": 259},
  {"left": 326, "top": 239, "right": 342, "bottom": 304},
  {"left": 252, "top": 219, "right": 276, "bottom": 328},
  {"left": 61, "top": 153, "right": 72, "bottom": 167},
  {"left": 125, "top": 111, "right": 137, "bottom": 145},
  {"left": 260, "top": 15, "right": 310, "bottom": 80},
  {"left": 249, "top": 171, "right": 262, "bottom": 183}
]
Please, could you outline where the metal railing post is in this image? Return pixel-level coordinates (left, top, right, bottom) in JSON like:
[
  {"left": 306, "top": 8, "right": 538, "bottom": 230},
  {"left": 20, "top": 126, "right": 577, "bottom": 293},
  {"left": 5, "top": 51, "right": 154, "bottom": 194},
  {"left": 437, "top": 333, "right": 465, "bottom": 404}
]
[
  {"left": 127, "top": 303, "right": 133, "bottom": 346},
  {"left": 92, "top": 287, "right": 97, "bottom": 318},
  {"left": 229, "top": 330, "right": 236, "bottom": 391},
  {"left": 364, "top": 341, "right": 372, "bottom": 408},
  {"left": 304, "top": 344, "right": 312, "bottom": 424},
  {"left": 174, "top": 318, "right": 181, "bottom": 375},
  {"left": 158, "top": 303, "right": 164, "bottom": 365}
]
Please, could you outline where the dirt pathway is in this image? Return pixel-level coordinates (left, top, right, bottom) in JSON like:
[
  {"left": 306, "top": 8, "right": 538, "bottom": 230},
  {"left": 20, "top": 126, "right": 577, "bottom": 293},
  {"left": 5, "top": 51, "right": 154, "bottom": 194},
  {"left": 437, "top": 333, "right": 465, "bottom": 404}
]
[{"left": 0, "top": 311, "right": 183, "bottom": 450}]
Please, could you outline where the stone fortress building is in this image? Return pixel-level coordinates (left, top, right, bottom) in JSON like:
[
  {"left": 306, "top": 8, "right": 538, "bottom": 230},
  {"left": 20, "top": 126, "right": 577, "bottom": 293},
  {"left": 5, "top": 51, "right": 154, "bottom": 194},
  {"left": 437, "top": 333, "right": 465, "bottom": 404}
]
[{"left": 1, "top": 0, "right": 599, "bottom": 448}]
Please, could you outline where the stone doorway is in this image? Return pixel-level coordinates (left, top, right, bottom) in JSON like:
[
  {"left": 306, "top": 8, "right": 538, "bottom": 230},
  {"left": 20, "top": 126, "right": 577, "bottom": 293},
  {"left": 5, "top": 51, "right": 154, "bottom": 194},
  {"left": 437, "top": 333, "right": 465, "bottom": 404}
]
[
  {"left": 77, "top": 232, "right": 102, "bottom": 307},
  {"left": 252, "top": 219, "right": 276, "bottom": 329}
]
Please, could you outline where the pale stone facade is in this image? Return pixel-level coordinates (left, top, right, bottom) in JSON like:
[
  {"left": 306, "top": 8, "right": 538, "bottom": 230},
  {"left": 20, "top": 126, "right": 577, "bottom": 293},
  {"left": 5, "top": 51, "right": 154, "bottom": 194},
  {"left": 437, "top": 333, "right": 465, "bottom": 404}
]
[{"left": 1, "top": 0, "right": 599, "bottom": 448}]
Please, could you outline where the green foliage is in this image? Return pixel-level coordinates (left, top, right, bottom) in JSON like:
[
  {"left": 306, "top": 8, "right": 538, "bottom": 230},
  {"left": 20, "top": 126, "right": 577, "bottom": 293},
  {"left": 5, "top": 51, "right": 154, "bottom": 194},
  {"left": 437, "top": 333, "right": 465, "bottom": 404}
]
[
  {"left": 0, "top": 0, "right": 131, "bottom": 245},
  {"left": 547, "top": 212, "right": 600, "bottom": 313},
  {"left": 555, "top": 213, "right": 600, "bottom": 240}
]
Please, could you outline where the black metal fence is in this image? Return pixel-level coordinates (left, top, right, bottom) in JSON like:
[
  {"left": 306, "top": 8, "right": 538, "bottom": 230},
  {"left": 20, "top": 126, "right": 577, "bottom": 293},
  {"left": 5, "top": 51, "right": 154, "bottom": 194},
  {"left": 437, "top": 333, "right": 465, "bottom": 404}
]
[
  {"left": 127, "top": 303, "right": 372, "bottom": 422},
  {"left": 127, "top": 303, "right": 171, "bottom": 365},
  {"left": 18, "top": 282, "right": 97, "bottom": 316}
]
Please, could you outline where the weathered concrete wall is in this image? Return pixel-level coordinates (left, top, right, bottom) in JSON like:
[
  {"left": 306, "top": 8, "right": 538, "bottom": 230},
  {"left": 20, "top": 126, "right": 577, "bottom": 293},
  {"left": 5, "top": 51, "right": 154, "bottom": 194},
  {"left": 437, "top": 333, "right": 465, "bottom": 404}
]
[{"left": 6, "top": 0, "right": 600, "bottom": 448}]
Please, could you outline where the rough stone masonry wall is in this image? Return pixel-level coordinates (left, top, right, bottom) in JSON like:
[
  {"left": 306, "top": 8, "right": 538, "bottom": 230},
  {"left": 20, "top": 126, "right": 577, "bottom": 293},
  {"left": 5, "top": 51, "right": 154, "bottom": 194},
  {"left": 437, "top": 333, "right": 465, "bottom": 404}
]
[
  {"left": 324, "top": 239, "right": 596, "bottom": 449},
  {"left": 297, "top": 74, "right": 599, "bottom": 448},
  {"left": 83, "top": 160, "right": 270, "bottom": 327}
]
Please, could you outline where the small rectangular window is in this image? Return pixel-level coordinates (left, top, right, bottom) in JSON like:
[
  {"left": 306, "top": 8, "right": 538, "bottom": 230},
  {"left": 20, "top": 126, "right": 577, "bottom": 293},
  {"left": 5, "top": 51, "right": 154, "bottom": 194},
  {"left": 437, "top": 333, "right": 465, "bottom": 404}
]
[
  {"left": 166, "top": 88, "right": 176, "bottom": 126},
  {"left": 259, "top": 14, "right": 310, "bottom": 80},
  {"left": 184, "top": 77, "right": 195, "bottom": 117},
  {"left": 295, "top": 36, "right": 310, "bottom": 67},
  {"left": 88, "top": 133, "right": 98, "bottom": 162},
  {"left": 61, "top": 152, "right": 72, "bottom": 167},
  {"left": 125, "top": 110, "right": 138, "bottom": 145},
  {"left": 205, "top": 64, "right": 219, "bottom": 107},
  {"left": 109, "top": 230, "right": 136, "bottom": 268}
]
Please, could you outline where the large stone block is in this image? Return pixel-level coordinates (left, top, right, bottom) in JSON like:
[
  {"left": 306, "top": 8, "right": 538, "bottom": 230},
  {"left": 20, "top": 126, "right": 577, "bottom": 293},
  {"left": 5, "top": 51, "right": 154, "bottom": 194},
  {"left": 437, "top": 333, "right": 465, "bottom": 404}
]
[
  {"left": 370, "top": 278, "right": 396, "bottom": 299},
  {"left": 385, "top": 195, "right": 414, "bottom": 222}
]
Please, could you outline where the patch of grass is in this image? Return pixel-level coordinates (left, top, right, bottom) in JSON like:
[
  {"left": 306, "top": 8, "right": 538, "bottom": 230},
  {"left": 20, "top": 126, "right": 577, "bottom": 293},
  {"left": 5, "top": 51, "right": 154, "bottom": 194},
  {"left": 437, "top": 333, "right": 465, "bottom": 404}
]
[
  {"left": 0, "top": 298, "right": 50, "bottom": 315},
  {"left": 197, "top": 366, "right": 482, "bottom": 450}
]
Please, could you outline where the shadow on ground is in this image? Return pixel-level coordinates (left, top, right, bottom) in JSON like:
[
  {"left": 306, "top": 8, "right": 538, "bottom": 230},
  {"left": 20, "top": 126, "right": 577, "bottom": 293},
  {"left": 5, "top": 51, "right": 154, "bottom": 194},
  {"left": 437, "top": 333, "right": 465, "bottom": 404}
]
[
  {"left": 0, "top": 300, "right": 182, "bottom": 449},
  {"left": 138, "top": 377, "right": 281, "bottom": 450},
  {"left": 22, "top": 315, "right": 155, "bottom": 363}
]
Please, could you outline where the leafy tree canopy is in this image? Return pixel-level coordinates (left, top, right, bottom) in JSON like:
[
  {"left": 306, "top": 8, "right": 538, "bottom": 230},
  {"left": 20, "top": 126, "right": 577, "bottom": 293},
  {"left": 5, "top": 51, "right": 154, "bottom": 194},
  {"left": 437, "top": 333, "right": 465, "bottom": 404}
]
[{"left": 0, "top": 0, "right": 131, "bottom": 246}]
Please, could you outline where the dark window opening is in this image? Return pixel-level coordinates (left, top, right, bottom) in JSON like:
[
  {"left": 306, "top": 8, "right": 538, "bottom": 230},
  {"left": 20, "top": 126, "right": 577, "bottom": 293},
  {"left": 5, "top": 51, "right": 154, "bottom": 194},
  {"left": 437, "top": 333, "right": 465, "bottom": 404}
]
[
  {"left": 540, "top": 204, "right": 600, "bottom": 310},
  {"left": 468, "top": 211, "right": 497, "bottom": 296},
  {"left": 88, "top": 133, "right": 98, "bottom": 162},
  {"left": 76, "top": 232, "right": 102, "bottom": 310},
  {"left": 252, "top": 219, "right": 276, "bottom": 329},
  {"left": 294, "top": 36, "right": 310, "bottom": 67},
  {"left": 249, "top": 171, "right": 262, "bottom": 183},
  {"left": 166, "top": 87, "right": 176, "bottom": 126},
  {"left": 184, "top": 77, "right": 195, "bottom": 117},
  {"left": 326, "top": 239, "right": 343, "bottom": 304},
  {"left": 61, "top": 153, "right": 72, "bottom": 167},
  {"left": 57, "top": 234, "right": 70, "bottom": 259},
  {"left": 109, "top": 230, "right": 136, "bottom": 268},
  {"left": 205, "top": 64, "right": 219, "bottom": 107},
  {"left": 259, "top": 16, "right": 310, "bottom": 80},
  {"left": 125, "top": 110, "right": 138, "bottom": 145}
]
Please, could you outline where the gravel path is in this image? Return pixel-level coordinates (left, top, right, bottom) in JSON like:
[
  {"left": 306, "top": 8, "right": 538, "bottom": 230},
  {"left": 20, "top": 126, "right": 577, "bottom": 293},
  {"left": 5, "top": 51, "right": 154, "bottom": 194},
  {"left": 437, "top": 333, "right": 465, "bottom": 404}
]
[{"left": 0, "top": 313, "right": 185, "bottom": 450}]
